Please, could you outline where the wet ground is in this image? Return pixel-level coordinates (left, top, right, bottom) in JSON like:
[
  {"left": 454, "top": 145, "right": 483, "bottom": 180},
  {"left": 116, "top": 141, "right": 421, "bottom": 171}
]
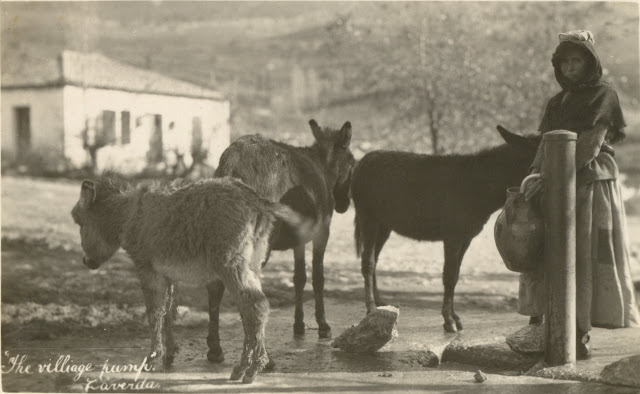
[{"left": 3, "top": 297, "right": 638, "bottom": 393}]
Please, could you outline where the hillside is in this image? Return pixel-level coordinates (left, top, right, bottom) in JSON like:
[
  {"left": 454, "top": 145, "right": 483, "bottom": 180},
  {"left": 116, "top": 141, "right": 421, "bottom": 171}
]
[{"left": 2, "top": 2, "right": 639, "bottom": 154}]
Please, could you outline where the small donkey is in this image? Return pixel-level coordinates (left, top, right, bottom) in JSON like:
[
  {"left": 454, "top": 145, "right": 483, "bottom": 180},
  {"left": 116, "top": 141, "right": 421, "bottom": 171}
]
[{"left": 71, "top": 173, "right": 312, "bottom": 383}]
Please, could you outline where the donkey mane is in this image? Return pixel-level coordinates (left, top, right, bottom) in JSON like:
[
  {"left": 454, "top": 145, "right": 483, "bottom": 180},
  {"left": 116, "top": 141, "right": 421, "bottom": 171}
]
[
  {"left": 272, "top": 124, "right": 346, "bottom": 163},
  {"left": 92, "top": 171, "right": 133, "bottom": 203},
  {"left": 94, "top": 172, "right": 195, "bottom": 203},
  {"left": 404, "top": 134, "right": 539, "bottom": 179},
  {"left": 269, "top": 137, "right": 325, "bottom": 162},
  {"left": 297, "top": 143, "right": 326, "bottom": 164},
  {"left": 437, "top": 133, "right": 539, "bottom": 161}
]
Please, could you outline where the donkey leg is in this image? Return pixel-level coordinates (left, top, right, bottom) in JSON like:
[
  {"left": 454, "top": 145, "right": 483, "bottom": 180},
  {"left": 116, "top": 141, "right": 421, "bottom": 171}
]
[
  {"left": 312, "top": 224, "right": 331, "bottom": 339},
  {"left": 373, "top": 227, "right": 392, "bottom": 307},
  {"left": 206, "top": 279, "right": 226, "bottom": 363},
  {"left": 224, "top": 266, "right": 270, "bottom": 384},
  {"left": 137, "top": 268, "right": 170, "bottom": 365},
  {"left": 451, "top": 238, "right": 471, "bottom": 330},
  {"left": 361, "top": 221, "right": 379, "bottom": 314},
  {"left": 164, "top": 282, "right": 179, "bottom": 367},
  {"left": 292, "top": 245, "right": 307, "bottom": 336},
  {"left": 441, "top": 238, "right": 470, "bottom": 333}
]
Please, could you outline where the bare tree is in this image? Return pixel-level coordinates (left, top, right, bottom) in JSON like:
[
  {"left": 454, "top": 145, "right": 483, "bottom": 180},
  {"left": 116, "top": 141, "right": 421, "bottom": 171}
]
[{"left": 320, "top": 2, "right": 586, "bottom": 154}]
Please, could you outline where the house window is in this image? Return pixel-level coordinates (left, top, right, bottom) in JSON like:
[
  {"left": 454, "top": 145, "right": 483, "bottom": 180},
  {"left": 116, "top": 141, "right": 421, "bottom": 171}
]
[
  {"left": 100, "top": 110, "right": 116, "bottom": 146},
  {"left": 121, "top": 111, "right": 131, "bottom": 144},
  {"left": 147, "top": 114, "right": 163, "bottom": 163},
  {"left": 14, "top": 106, "right": 31, "bottom": 156},
  {"left": 191, "top": 116, "right": 203, "bottom": 153}
]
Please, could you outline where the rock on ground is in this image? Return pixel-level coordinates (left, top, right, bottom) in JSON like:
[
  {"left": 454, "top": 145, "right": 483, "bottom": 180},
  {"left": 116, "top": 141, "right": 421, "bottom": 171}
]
[
  {"left": 600, "top": 354, "right": 640, "bottom": 388},
  {"left": 443, "top": 340, "right": 539, "bottom": 371},
  {"left": 506, "top": 324, "right": 544, "bottom": 354},
  {"left": 331, "top": 306, "right": 399, "bottom": 353},
  {"left": 474, "top": 370, "right": 487, "bottom": 383}
]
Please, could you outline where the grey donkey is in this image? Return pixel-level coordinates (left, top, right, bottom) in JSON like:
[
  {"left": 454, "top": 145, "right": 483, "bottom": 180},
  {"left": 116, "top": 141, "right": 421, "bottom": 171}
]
[
  {"left": 70, "top": 173, "right": 314, "bottom": 383},
  {"left": 211, "top": 119, "right": 354, "bottom": 361}
]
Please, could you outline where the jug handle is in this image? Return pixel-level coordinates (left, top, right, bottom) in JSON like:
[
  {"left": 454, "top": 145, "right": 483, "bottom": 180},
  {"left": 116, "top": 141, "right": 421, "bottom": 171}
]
[{"left": 520, "top": 173, "right": 542, "bottom": 194}]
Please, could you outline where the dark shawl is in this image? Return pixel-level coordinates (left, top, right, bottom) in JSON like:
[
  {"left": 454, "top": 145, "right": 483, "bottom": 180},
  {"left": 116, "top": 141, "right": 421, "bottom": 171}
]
[
  {"left": 531, "top": 39, "right": 626, "bottom": 183},
  {"left": 538, "top": 40, "right": 626, "bottom": 142}
]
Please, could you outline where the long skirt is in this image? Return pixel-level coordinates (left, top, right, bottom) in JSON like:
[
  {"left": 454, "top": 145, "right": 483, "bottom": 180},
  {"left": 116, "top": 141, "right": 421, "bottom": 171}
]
[{"left": 517, "top": 178, "right": 640, "bottom": 331}]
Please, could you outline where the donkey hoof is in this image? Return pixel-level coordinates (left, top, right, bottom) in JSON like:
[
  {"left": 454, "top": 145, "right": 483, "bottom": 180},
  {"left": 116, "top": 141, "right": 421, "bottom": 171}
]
[
  {"left": 242, "top": 366, "right": 261, "bottom": 384},
  {"left": 264, "top": 357, "right": 276, "bottom": 372},
  {"left": 365, "top": 303, "right": 377, "bottom": 314},
  {"left": 455, "top": 320, "right": 463, "bottom": 331},
  {"left": 443, "top": 322, "right": 458, "bottom": 333},
  {"left": 529, "top": 315, "right": 543, "bottom": 326},
  {"left": 318, "top": 324, "right": 332, "bottom": 339},
  {"left": 207, "top": 350, "right": 225, "bottom": 363},
  {"left": 230, "top": 366, "right": 245, "bottom": 381},
  {"left": 242, "top": 372, "right": 257, "bottom": 384},
  {"left": 164, "top": 355, "right": 175, "bottom": 368},
  {"left": 293, "top": 322, "right": 306, "bottom": 336}
]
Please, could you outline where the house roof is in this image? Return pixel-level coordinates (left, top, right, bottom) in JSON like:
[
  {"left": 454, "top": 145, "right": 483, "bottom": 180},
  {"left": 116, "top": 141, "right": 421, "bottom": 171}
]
[{"left": 1, "top": 50, "right": 225, "bottom": 101}]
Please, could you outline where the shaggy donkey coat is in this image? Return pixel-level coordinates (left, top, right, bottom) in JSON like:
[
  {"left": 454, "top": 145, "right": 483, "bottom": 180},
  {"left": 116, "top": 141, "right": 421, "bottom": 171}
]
[
  {"left": 212, "top": 119, "right": 354, "bottom": 360},
  {"left": 71, "top": 174, "right": 312, "bottom": 383},
  {"left": 351, "top": 126, "right": 540, "bottom": 333}
]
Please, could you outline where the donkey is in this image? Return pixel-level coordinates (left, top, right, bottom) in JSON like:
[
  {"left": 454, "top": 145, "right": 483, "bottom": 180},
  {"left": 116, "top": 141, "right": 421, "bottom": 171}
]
[
  {"left": 351, "top": 126, "right": 540, "bottom": 333},
  {"left": 210, "top": 119, "right": 354, "bottom": 357},
  {"left": 70, "top": 173, "right": 313, "bottom": 383}
]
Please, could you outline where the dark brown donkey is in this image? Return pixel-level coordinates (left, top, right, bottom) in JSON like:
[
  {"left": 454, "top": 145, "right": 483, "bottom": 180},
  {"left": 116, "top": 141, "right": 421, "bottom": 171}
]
[
  {"left": 351, "top": 126, "right": 540, "bottom": 333},
  {"left": 209, "top": 119, "right": 354, "bottom": 360},
  {"left": 71, "top": 174, "right": 313, "bottom": 383}
]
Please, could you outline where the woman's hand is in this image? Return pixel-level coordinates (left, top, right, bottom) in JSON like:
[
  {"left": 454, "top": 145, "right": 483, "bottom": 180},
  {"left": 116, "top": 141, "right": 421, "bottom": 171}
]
[{"left": 524, "top": 178, "right": 543, "bottom": 201}]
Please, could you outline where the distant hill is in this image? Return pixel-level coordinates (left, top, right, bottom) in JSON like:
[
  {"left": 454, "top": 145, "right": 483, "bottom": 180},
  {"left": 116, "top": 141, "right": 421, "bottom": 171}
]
[{"left": 2, "top": 2, "right": 638, "bottom": 151}]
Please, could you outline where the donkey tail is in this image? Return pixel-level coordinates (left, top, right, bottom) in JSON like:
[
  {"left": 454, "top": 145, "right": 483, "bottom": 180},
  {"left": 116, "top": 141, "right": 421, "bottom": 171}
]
[
  {"left": 354, "top": 209, "right": 363, "bottom": 258},
  {"left": 271, "top": 204, "right": 317, "bottom": 251}
]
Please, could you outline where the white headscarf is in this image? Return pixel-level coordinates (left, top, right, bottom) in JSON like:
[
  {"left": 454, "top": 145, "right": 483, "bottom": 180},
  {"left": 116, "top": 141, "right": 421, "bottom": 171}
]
[{"left": 558, "top": 30, "right": 595, "bottom": 44}]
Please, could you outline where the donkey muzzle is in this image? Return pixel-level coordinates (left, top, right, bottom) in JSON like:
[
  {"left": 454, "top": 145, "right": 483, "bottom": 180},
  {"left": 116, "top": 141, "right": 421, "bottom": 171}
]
[{"left": 83, "top": 255, "right": 101, "bottom": 270}]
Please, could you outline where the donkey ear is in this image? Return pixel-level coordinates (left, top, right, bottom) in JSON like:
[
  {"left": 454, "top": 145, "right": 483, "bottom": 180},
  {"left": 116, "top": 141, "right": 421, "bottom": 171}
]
[
  {"left": 339, "top": 121, "right": 352, "bottom": 148},
  {"left": 80, "top": 180, "right": 96, "bottom": 206},
  {"left": 309, "top": 119, "right": 323, "bottom": 142},
  {"left": 497, "top": 125, "right": 540, "bottom": 152},
  {"left": 497, "top": 125, "right": 526, "bottom": 146}
]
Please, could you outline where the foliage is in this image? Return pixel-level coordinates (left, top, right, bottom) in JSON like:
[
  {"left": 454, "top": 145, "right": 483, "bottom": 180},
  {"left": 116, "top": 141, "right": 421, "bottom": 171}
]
[
  {"left": 319, "top": 2, "right": 608, "bottom": 154},
  {"left": 1, "top": 2, "right": 638, "bottom": 156}
]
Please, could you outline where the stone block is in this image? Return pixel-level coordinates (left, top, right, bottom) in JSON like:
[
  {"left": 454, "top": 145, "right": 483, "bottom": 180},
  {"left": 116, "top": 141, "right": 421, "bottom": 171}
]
[
  {"left": 600, "top": 354, "right": 640, "bottom": 388},
  {"left": 331, "top": 306, "right": 399, "bottom": 353},
  {"left": 506, "top": 324, "right": 544, "bottom": 354}
]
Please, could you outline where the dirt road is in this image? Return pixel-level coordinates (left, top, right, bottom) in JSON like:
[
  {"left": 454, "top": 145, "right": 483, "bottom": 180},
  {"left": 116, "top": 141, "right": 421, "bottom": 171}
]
[{"left": 2, "top": 176, "right": 639, "bottom": 392}]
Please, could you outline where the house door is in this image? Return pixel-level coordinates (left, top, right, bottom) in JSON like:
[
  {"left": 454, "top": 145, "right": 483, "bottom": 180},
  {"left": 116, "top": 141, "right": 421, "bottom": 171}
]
[
  {"left": 101, "top": 110, "right": 116, "bottom": 145},
  {"left": 15, "top": 107, "right": 31, "bottom": 157},
  {"left": 148, "top": 114, "right": 163, "bottom": 163}
]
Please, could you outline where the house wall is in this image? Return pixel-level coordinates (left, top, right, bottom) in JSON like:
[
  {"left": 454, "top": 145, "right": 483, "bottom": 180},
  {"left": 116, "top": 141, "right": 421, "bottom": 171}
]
[
  {"left": 63, "top": 86, "right": 230, "bottom": 170},
  {"left": 207, "top": 100, "right": 231, "bottom": 168},
  {"left": 1, "top": 88, "right": 65, "bottom": 165}
]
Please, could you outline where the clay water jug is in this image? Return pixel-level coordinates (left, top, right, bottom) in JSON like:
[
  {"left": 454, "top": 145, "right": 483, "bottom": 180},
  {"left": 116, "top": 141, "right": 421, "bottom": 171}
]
[{"left": 494, "top": 174, "right": 544, "bottom": 273}]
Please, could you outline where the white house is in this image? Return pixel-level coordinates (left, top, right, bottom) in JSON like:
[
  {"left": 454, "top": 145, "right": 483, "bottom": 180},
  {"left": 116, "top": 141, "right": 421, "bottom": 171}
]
[{"left": 1, "top": 50, "right": 230, "bottom": 173}]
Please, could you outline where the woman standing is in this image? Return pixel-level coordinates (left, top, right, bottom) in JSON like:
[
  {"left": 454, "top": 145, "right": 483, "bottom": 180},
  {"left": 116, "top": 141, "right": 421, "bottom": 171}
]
[{"left": 520, "top": 30, "right": 640, "bottom": 359}]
